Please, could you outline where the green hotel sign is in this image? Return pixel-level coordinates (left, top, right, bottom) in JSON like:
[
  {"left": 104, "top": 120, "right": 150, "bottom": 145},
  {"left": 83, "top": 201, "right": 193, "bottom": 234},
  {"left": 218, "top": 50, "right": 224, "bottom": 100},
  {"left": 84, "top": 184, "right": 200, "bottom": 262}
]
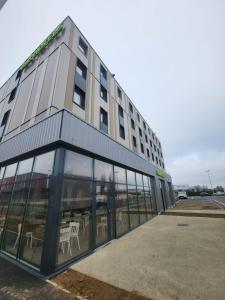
[
  {"left": 156, "top": 169, "right": 167, "bottom": 178},
  {"left": 20, "top": 22, "right": 64, "bottom": 70}
]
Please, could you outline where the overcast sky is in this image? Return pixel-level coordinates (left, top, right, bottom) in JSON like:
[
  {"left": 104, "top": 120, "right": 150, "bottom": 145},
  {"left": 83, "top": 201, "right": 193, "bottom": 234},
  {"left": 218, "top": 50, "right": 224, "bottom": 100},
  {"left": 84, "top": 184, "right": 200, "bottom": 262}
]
[{"left": 1, "top": 0, "right": 225, "bottom": 187}]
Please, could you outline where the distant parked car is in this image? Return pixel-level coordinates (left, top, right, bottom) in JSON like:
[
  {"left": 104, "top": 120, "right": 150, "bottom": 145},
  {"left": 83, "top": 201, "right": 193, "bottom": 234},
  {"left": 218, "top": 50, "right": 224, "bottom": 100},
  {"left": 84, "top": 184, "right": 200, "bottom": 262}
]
[
  {"left": 178, "top": 191, "right": 188, "bottom": 199},
  {"left": 214, "top": 191, "right": 225, "bottom": 196},
  {"left": 200, "top": 192, "right": 210, "bottom": 197}
]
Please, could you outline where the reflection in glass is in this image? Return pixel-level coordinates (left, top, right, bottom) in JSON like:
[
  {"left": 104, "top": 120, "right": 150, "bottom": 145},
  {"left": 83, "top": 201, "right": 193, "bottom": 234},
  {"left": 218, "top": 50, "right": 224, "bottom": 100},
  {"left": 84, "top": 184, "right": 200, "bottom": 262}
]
[
  {"left": 0, "top": 184, "right": 14, "bottom": 244},
  {"left": 136, "top": 173, "right": 143, "bottom": 186},
  {"left": 20, "top": 179, "right": 49, "bottom": 267},
  {"left": 64, "top": 151, "right": 93, "bottom": 180},
  {"left": 16, "top": 158, "right": 33, "bottom": 182},
  {"left": 95, "top": 160, "right": 113, "bottom": 182},
  {"left": 149, "top": 176, "right": 157, "bottom": 215},
  {"left": 32, "top": 151, "right": 54, "bottom": 180},
  {"left": 115, "top": 184, "right": 129, "bottom": 236},
  {"left": 114, "top": 166, "right": 126, "bottom": 184},
  {"left": 137, "top": 185, "right": 147, "bottom": 224},
  {"left": 3, "top": 181, "right": 29, "bottom": 256},
  {"left": 127, "top": 185, "right": 139, "bottom": 228},
  {"left": 2, "top": 163, "right": 17, "bottom": 185},
  {"left": 96, "top": 183, "right": 111, "bottom": 246},
  {"left": 126, "top": 170, "right": 136, "bottom": 185},
  {"left": 57, "top": 179, "right": 92, "bottom": 265},
  {"left": 144, "top": 186, "right": 153, "bottom": 219}
]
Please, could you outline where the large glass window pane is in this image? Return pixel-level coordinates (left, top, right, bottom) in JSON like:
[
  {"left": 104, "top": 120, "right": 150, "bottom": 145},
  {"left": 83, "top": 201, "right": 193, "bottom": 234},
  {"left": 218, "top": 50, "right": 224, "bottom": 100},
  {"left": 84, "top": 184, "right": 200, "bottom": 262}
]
[
  {"left": 144, "top": 185, "right": 153, "bottom": 220},
  {"left": 16, "top": 158, "right": 33, "bottom": 182},
  {"left": 32, "top": 151, "right": 55, "bottom": 180},
  {"left": 136, "top": 173, "right": 143, "bottom": 186},
  {"left": 57, "top": 179, "right": 92, "bottom": 265},
  {"left": 143, "top": 175, "right": 149, "bottom": 187},
  {"left": 2, "top": 163, "right": 17, "bottom": 185},
  {"left": 127, "top": 185, "right": 139, "bottom": 229},
  {"left": 137, "top": 185, "right": 147, "bottom": 224},
  {"left": 149, "top": 176, "right": 157, "bottom": 215},
  {"left": 0, "top": 167, "right": 5, "bottom": 185},
  {"left": 2, "top": 181, "right": 29, "bottom": 256},
  {"left": 114, "top": 166, "right": 126, "bottom": 184},
  {"left": 20, "top": 178, "right": 49, "bottom": 267},
  {"left": 64, "top": 151, "right": 93, "bottom": 180},
  {"left": 115, "top": 184, "right": 129, "bottom": 236},
  {"left": 126, "top": 170, "right": 136, "bottom": 185},
  {"left": 94, "top": 160, "right": 113, "bottom": 182},
  {"left": 0, "top": 184, "right": 13, "bottom": 244},
  {"left": 96, "top": 183, "right": 112, "bottom": 246}
]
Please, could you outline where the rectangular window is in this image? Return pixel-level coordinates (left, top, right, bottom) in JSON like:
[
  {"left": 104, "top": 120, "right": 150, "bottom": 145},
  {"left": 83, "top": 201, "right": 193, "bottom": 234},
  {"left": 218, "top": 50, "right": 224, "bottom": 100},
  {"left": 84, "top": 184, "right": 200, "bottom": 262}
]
[
  {"left": 100, "top": 85, "right": 107, "bottom": 102},
  {"left": 76, "top": 59, "right": 87, "bottom": 79},
  {"left": 133, "top": 136, "right": 137, "bottom": 148},
  {"left": 100, "top": 65, "right": 107, "bottom": 81},
  {"left": 156, "top": 157, "right": 158, "bottom": 164},
  {"left": 78, "top": 37, "right": 88, "bottom": 56},
  {"left": 16, "top": 69, "right": 22, "bottom": 80},
  {"left": 131, "top": 118, "right": 135, "bottom": 130},
  {"left": 119, "top": 125, "right": 125, "bottom": 139},
  {"left": 117, "top": 87, "right": 122, "bottom": 99},
  {"left": 152, "top": 153, "right": 155, "bottom": 161},
  {"left": 145, "top": 134, "right": 148, "bottom": 143},
  {"left": 73, "top": 85, "right": 85, "bottom": 109},
  {"left": 129, "top": 102, "right": 133, "bottom": 113},
  {"left": 8, "top": 87, "right": 17, "bottom": 103},
  {"left": 1, "top": 110, "right": 10, "bottom": 127},
  {"left": 137, "top": 113, "right": 140, "bottom": 122},
  {"left": 147, "top": 148, "right": 150, "bottom": 158},
  {"left": 150, "top": 140, "right": 153, "bottom": 147},
  {"left": 143, "top": 121, "right": 146, "bottom": 130},
  {"left": 100, "top": 107, "right": 108, "bottom": 133},
  {"left": 154, "top": 145, "right": 156, "bottom": 152},
  {"left": 139, "top": 127, "right": 142, "bottom": 137},
  {"left": 118, "top": 105, "right": 124, "bottom": 118},
  {"left": 140, "top": 143, "right": 144, "bottom": 153}
]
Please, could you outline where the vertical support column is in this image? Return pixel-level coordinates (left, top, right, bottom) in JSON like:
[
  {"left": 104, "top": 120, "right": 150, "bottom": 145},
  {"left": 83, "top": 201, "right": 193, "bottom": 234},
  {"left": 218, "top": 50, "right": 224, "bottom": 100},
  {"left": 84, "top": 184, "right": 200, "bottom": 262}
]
[{"left": 40, "top": 147, "right": 65, "bottom": 275}]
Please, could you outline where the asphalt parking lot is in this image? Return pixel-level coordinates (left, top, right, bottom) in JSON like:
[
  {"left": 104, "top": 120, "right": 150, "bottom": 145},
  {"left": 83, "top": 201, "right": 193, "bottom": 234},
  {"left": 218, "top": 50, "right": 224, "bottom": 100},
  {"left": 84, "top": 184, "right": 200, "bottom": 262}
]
[{"left": 175, "top": 195, "right": 225, "bottom": 210}]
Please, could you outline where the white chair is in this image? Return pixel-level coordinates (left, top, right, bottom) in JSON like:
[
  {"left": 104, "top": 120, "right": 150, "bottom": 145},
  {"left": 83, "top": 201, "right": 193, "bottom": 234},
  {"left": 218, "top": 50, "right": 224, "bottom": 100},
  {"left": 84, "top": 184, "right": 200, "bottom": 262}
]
[
  {"left": 69, "top": 222, "right": 80, "bottom": 250},
  {"left": 97, "top": 216, "right": 107, "bottom": 236},
  {"left": 14, "top": 224, "right": 33, "bottom": 249},
  {"left": 59, "top": 227, "right": 72, "bottom": 256}
]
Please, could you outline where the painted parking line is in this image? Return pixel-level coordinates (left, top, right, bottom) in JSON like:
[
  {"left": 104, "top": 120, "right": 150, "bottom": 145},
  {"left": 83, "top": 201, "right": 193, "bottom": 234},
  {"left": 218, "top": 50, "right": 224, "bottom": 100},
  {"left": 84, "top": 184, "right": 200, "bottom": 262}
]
[{"left": 213, "top": 199, "right": 225, "bottom": 209}]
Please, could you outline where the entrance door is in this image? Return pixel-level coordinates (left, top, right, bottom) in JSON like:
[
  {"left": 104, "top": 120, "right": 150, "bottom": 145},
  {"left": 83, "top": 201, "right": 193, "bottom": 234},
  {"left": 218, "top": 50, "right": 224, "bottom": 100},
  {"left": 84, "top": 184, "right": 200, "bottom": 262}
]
[{"left": 95, "top": 182, "right": 115, "bottom": 247}]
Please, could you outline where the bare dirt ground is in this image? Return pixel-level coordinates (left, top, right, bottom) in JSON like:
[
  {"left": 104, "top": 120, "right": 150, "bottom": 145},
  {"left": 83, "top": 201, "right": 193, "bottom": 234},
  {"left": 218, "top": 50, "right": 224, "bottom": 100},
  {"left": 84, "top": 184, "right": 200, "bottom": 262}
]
[{"left": 53, "top": 269, "right": 151, "bottom": 300}]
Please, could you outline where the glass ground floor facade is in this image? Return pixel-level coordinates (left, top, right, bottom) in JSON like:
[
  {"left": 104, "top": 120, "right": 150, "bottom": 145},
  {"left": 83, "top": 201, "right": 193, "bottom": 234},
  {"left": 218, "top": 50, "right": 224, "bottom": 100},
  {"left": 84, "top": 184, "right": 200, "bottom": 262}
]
[{"left": 0, "top": 146, "right": 173, "bottom": 275}]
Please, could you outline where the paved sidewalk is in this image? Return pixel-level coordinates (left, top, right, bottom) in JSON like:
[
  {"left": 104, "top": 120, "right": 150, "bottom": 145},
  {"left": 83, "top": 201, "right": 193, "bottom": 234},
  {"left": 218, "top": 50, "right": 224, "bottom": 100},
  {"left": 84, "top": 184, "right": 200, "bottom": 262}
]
[
  {"left": 0, "top": 256, "right": 73, "bottom": 300},
  {"left": 71, "top": 215, "right": 225, "bottom": 300}
]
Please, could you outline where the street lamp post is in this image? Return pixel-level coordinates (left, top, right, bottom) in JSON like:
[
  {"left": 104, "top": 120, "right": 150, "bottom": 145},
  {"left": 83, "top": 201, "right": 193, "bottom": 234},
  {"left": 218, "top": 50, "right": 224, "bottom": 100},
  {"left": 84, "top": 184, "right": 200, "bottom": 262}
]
[{"left": 205, "top": 169, "right": 214, "bottom": 199}]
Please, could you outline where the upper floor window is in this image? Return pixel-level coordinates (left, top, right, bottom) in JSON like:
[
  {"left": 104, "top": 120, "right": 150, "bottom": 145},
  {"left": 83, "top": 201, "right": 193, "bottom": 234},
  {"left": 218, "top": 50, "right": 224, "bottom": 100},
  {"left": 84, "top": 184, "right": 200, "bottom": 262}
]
[
  {"left": 140, "top": 143, "right": 144, "bottom": 154},
  {"left": 156, "top": 157, "right": 158, "bottom": 164},
  {"left": 139, "top": 127, "right": 142, "bottom": 137},
  {"left": 137, "top": 113, "right": 140, "bottom": 122},
  {"left": 76, "top": 59, "right": 87, "bottom": 79},
  {"left": 100, "top": 65, "right": 107, "bottom": 81},
  {"left": 100, "top": 107, "right": 108, "bottom": 134},
  {"left": 1, "top": 110, "right": 10, "bottom": 127},
  {"left": 118, "top": 105, "right": 124, "bottom": 118},
  {"left": 100, "top": 85, "right": 107, "bottom": 102},
  {"left": 147, "top": 148, "right": 150, "bottom": 158},
  {"left": 73, "top": 85, "right": 85, "bottom": 109},
  {"left": 132, "top": 136, "right": 137, "bottom": 148},
  {"left": 131, "top": 118, "right": 135, "bottom": 130},
  {"left": 119, "top": 125, "right": 125, "bottom": 139},
  {"left": 129, "top": 102, "right": 133, "bottom": 113},
  {"left": 117, "top": 87, "right": 122, "bottom": 99},
  {"left": 143, "top": 121, "right": 146, "bottom": 130},
  {"left": 8, "top": 87, "right": 17, "bottom": 103},
  {"left": 16, "top": 69, "right": 22, "bottom": 80},
  {"left": 152, "top": 153, "right": 155, "bottom": 161},
  {"left": 78, "top": 37, "right": 88, "bottom": 57},
  {"left": 145, "top": 134, "right": 148, "bottom": 143},
  {"left": 150, "top": 140, "right": 153, "bottom": 147}
]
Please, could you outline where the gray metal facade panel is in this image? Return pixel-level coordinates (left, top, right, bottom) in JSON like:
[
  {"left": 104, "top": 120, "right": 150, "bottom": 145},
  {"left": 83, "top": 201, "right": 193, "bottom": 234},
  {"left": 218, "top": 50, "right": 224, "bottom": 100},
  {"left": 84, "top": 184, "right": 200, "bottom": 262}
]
[
  {"left": 61, "top": 110, "right": 159, "bottom": 177},
  {"left": 0, "top": 112, "right": 62, "bottom": 164}
]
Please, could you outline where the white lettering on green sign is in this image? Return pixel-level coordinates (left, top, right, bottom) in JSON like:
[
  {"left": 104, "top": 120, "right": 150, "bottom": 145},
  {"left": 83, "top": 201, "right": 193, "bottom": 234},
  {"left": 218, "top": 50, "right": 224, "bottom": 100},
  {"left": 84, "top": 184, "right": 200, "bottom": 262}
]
[{"left": 20, "top": 22, "right": 64, "bottom": 70}]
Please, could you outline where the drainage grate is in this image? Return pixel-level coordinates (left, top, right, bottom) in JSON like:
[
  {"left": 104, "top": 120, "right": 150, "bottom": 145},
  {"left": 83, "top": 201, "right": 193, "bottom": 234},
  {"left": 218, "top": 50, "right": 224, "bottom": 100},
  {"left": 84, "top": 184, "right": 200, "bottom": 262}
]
[{"left": 177, "top": 223, "right": 189, "bottom": 227}]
